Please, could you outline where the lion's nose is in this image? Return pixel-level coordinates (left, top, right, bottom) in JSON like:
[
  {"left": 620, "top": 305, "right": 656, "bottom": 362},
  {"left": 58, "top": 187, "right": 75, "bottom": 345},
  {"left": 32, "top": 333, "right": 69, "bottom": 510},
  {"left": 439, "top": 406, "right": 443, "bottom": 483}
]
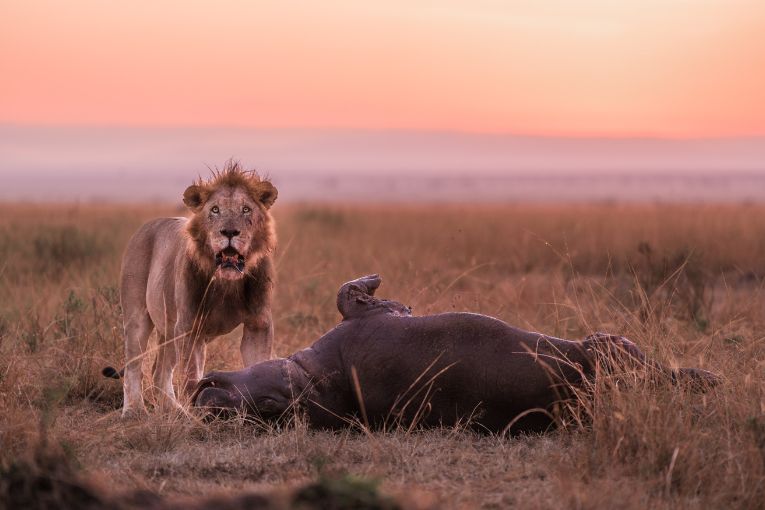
[{"left": 220, "top": 229, "right": 241, "bottom": 239}]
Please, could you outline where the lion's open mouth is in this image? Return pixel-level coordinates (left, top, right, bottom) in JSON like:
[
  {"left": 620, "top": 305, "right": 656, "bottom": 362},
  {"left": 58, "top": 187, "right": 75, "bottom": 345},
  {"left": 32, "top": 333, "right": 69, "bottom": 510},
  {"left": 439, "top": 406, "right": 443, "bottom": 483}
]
[{"left": 215, "top": 247, "right": 245, "bottom": 272}]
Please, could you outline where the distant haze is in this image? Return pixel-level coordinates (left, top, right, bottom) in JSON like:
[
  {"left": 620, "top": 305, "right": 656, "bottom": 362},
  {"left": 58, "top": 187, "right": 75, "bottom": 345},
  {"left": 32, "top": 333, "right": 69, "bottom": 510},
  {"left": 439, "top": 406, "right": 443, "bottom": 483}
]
[{"left": 1, "top": 125, "right": 764, "bottom": 202}]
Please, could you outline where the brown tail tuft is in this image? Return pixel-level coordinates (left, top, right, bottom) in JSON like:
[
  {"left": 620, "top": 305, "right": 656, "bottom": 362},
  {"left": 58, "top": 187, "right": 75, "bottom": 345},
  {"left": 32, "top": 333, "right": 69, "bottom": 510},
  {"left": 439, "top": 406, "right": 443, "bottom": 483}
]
[{"left": 101, "top": 366, "right": 124, "bottom": 379}]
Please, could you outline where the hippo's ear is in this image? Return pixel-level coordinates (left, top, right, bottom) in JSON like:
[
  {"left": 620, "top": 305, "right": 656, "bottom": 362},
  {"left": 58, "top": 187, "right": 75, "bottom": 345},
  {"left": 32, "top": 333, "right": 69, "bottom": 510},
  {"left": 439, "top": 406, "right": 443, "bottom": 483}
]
[
  {"left": 254, "top": 181, "right": 278, "bottom": 209},
  {"left": 183, "top": 184, "right": 209, "bottom": 211}
]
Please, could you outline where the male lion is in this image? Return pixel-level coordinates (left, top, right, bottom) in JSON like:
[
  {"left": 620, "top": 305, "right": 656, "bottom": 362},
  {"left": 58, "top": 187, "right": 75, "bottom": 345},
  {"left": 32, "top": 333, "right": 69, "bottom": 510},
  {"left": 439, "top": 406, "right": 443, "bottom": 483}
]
[{"left": 104, "top": 161, "right": 277, "bottom": 416}]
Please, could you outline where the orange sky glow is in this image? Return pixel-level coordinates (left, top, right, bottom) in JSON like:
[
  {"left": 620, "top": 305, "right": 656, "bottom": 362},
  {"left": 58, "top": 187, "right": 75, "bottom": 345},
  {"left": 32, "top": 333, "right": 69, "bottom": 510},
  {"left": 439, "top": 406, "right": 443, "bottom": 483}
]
[{"left": 2, "top": 1, "right": 765, "bottom": 137}]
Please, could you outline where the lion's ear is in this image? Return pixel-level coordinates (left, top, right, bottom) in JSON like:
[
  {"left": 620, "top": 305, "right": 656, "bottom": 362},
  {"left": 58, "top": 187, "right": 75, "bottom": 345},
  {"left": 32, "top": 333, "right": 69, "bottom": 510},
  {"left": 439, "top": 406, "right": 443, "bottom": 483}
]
[
  {"left": 183, "top": 185, "right": 208, "bottom": 211},
  {"left": 255, "top": 181, "right": 278, "bottom": 209}
]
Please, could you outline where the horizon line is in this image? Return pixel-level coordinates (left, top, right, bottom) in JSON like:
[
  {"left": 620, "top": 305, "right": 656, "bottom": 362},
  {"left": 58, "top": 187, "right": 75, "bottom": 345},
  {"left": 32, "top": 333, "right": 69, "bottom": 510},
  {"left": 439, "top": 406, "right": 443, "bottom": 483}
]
[{"left": 3, "top": 122, "right": 765, "bottom": 141}]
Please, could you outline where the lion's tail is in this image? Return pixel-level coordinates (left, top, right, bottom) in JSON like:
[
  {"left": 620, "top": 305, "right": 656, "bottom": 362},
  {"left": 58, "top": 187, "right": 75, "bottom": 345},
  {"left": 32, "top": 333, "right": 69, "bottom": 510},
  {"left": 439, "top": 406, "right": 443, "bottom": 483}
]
[{"left": 102, "top": 366, "right": 124, "bottom": 379}]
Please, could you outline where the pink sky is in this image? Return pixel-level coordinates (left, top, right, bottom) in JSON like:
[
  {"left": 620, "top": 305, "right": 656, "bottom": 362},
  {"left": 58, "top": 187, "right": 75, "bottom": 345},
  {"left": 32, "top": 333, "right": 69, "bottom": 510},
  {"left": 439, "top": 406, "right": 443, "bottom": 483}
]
[{"left": 2, "top": 1, "right": 765, "bottom": 137}]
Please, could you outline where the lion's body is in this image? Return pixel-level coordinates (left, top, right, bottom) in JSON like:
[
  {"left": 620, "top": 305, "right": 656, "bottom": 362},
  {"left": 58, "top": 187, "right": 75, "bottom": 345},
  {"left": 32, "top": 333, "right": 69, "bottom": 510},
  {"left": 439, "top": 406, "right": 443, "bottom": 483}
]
[{"left": 117, "top": 163, "right": 277, "bottom": 416}]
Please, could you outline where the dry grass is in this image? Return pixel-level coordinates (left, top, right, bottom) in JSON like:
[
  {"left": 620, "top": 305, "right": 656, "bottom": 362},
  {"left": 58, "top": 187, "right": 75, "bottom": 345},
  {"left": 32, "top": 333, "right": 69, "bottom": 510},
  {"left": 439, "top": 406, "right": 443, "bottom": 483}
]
[{"left": 0, "top": 202, "right": 764, "bottom": 508}]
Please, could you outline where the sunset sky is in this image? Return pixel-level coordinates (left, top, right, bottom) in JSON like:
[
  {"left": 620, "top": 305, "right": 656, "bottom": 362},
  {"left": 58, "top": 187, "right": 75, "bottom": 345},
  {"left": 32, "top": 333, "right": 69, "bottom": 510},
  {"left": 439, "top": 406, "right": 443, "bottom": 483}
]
[{"left": 2, "top": 1, "right": 765, "bottom": 137}]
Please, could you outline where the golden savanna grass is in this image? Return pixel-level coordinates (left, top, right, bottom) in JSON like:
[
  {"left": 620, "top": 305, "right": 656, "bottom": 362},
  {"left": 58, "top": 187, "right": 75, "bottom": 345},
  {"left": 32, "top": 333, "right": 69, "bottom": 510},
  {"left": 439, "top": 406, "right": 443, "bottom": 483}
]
[{"left": 0, "top": 202, "right": 764, "bottom": 508}]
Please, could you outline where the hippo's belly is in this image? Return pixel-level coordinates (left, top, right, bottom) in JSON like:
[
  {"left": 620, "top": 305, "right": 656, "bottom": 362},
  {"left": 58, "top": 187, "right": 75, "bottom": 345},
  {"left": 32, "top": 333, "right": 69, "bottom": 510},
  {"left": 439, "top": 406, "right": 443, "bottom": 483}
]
[{"left": 340, "top": 312, "right": 587, "bottom": 433}]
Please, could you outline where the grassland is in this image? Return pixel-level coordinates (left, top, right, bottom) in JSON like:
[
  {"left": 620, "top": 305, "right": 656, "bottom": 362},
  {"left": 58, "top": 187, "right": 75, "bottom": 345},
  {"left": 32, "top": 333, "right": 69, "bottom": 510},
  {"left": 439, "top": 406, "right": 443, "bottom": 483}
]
[{"left": 0, "top": 202, "right": 764, "bottom": 509}]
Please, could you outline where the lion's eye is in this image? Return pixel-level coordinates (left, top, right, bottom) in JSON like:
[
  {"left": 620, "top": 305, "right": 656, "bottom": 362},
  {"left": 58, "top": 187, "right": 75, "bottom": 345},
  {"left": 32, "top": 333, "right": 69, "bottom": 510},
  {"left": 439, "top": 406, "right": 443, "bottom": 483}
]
[
  {"left": 242, "top": 206, "right": 251, "bottom": 214},
  {"left": 211, "top": 206, "right": 220, "bottom": 214}
]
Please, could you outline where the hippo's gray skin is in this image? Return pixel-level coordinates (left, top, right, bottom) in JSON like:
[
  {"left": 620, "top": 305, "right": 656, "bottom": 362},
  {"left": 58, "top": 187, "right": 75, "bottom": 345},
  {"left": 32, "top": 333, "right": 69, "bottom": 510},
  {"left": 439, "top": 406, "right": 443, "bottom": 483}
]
[{"left": 193, "top": 275, "right": 718, "bottom": 434}]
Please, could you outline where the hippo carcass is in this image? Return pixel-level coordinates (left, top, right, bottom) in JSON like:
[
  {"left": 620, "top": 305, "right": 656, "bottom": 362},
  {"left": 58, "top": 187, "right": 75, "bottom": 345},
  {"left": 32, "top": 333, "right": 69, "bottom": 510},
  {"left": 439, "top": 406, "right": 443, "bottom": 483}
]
[{"left": 193, "top": 275, "right": 717, "bottom": 434}]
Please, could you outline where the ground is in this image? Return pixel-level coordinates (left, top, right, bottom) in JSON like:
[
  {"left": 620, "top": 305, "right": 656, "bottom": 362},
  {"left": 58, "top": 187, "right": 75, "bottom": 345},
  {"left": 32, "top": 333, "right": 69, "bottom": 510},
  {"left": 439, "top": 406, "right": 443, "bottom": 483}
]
[{"left": 0, "top": 203, "right": 763, "bottom": 509}]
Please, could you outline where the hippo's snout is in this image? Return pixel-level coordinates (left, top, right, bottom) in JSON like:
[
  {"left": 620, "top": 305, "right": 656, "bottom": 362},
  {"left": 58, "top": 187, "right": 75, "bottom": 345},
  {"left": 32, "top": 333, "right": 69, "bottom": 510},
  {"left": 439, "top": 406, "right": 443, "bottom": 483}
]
[
  {"left": 192, "top": 373, "right": 242, "bottom": 411},
  {"left": 192, "top": 361, "right": 297, "bottom": 421},
  {"left": 196, "top": 385, "right": 234, "bottom": 407},
  {"left": 194, "top": 385, "right": 244, "bottom": 418}
]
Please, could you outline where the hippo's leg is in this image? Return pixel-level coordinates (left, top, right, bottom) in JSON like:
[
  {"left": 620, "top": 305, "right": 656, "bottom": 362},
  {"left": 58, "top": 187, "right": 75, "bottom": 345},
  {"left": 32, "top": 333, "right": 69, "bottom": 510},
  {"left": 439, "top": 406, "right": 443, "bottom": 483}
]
[
  {"left": 583, "top": 332, "right": 719, "bottom": 388},
  {"left": 336, "top": 274, "right": 382, "bottom": 319},
  {"left": 584, "top": 332, "right": 650, "bottom": 367}
]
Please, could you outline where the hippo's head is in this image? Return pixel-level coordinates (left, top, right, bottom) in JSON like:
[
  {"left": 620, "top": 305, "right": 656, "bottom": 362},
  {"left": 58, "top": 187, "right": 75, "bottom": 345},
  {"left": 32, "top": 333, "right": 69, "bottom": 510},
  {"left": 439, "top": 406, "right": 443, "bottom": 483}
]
[{"left": 192, "top": 359, "right": 296, "bottom": 420}]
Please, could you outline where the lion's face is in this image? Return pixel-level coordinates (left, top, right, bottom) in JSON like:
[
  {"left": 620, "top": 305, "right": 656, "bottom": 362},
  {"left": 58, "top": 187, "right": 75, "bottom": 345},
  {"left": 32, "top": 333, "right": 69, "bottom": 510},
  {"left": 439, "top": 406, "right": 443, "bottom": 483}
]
[
  {"left": 183, "top": 169, "right": 277, "bottom": 280},
  {"left": 201, "top": 186, "right": 263, "bottom": 280}
]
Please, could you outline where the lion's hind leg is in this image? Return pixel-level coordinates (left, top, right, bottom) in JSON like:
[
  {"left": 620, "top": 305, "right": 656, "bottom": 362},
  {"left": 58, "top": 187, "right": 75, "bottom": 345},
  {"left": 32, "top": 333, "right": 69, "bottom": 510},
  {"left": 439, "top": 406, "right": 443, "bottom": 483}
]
[{"left": 122, "top": 308, "right": 153, "bottom": 417}]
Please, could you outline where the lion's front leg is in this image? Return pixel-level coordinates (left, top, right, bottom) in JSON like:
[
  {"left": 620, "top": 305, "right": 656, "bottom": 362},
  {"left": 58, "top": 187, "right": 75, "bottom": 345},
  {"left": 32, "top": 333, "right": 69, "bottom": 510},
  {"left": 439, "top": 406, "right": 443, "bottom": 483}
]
[
  {"left": 178, "top": 329, "right": 208, "bottom": 402},
  {"left": 152, "top": 332, "right": 180, "bottom": 410},
  {"left": 241, "top": 312, "right": 274, "bottom": 367}
]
